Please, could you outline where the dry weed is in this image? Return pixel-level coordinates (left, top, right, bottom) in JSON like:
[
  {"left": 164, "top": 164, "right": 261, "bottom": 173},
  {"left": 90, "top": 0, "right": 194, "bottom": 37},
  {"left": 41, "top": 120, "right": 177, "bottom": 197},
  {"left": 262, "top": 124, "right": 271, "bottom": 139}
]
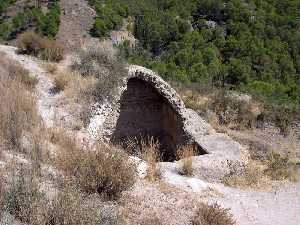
[
  {"left": 17, "top": 31, "right": 64, "bottom": 62},
  {"left": 2, "top": 167, "right": 43, "bottom": 224},
  {"left": 176, "top": 146, "right": 196, "bottom": 176},
  {"left": 142, "top": 138, "right": 161, "bottom": 182},
  {"left": 0, "top": 57, "right": 40, "bottom": 151},
  {"left": 223, "top": 161, "right": 263, "bottom": 188},
  {"left": 55, "top": 137, "right": 136, "bottom": 200},
  {"left": 52, "top": 71, "right": 73, "bottom": 93},
  {"left": 192, "top": 203, "right": 235, "bottom": 225},
  {"left": 0, "top": 171, "right": 3, "bottom": 216},
  {"left": 264, "top": 151, "right": 294, "bottom": 180},
  {"left": 43, "top": 63, "right": 58, "bottom": 73},
  {"left": 34, "top": 187, "right": 103, "bottom": 225},
  {"left": 7, "top": 61, "right": 37, "bottom": 90},
  {"left": 71, "top": 45, "right": 127, "bottom": 102}
]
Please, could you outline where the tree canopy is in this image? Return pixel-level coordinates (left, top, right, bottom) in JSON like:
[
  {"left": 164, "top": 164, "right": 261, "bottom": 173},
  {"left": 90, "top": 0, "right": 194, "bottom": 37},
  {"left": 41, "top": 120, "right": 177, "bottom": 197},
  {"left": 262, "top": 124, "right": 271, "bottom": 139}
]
[{"left": 89, "top": 0, "right": 300, "bottom": 109}]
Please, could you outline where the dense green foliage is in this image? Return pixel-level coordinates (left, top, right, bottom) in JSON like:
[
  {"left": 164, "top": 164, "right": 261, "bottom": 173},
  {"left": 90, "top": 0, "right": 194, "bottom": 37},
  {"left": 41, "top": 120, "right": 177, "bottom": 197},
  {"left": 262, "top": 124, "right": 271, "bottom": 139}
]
[
  {"left": 0, "top": 1, "right": 60, "bottom": 40},
  {"left": 90, "top": 0, "right": 300, "bottom": 114},
  {"left": 0, "top": 0, "right": 16, "bottom": 14},
  {"left": 89, "top": 0, "right": 129, "bottom": 37}
]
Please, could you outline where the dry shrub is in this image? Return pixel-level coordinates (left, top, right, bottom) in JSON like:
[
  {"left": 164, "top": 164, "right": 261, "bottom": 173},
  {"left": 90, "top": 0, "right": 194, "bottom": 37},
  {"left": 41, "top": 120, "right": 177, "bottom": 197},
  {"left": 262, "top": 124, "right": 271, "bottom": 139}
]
[
  {"left": 0, "top": 57, "right": 39, "bottom": 150},
  {"left": 176, "top": 146, "right": 196, "bottom": 176},
  {"left": 140, "top": 216, "right": 163, "bottom": 225},
  {"left": 141, "top": 138, "right": 161, "bottom": 182},
  {"left": 40, "top": 39, "right": 64, "bottom": 62},
  {"left": 52, "top": 71, "right": 73, "bottom": 93},
  {"left": 192, "top": 203, "right": 235, "bottom": 225},
  {"left": 43, "top": 63, "right": 57, "bottom": 73},
  {"left": 17, "top": 31, "right": 64, "bottom": 62},
  {"left": 17, "top": 31, "right": 43, "bottom": 56},
  {"left": 0, "top": 172, "right": 3, "bottom": 216},
  {"left": 71, "top": 45, "right": 127, "bottom": 102},
  {"left": 264, "top": 151, "right": 293, "bottom": 180},
  {"left": 2, "top": 168, "right": 43, "bottom": 224},
  {"left": 176, "top": 84, "right": 260, "bottom": 130},
  {"left": 56, "top": 138, "right": 136, "bottom": 200},
  {"left": 6, "top": 61, "right": 37, "bottom": 90},
  {"left": 223, "top": 161, "right": 262, "bottom": 187},
  {"left": 2, "top": 168, "right": 120, "bottom": 225},
  {"left": 35, "top": 187, "right": 104, "bottom": 225}
]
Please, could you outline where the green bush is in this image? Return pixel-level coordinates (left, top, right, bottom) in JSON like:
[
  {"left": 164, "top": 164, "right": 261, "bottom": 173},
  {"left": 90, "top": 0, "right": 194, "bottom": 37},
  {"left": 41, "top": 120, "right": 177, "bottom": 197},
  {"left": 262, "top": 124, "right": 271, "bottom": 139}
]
[
  {"left": 0, "top": 3, "right": 60, "bottom": 40},
  {"left": 0, "top": 22, "right": 12, "bottom": 40},
  {"left": 96, "top": 0, "right": 300, "bottom": 121},
  {"left": 38, "top": 3, "right": 60, "bottom": 38}
]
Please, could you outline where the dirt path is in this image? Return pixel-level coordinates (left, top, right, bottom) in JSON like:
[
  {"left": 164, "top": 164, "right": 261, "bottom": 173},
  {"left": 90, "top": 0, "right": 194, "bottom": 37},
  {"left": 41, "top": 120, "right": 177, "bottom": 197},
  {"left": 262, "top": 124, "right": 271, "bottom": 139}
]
[
  {"left": 57, "top": 0, "right": 99, "bottom": 51},
  {"left": 0, "top": 45, "right": 82, "bottom": 133}
]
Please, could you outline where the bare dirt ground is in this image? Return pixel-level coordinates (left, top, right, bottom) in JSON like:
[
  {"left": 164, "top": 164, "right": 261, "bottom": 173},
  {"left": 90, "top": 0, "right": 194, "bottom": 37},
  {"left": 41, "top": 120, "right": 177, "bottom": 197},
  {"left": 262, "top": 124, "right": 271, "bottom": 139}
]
[
  {"left": 0, "top": 44, "right": 299, "bottom": 225},
  {"left": 57, "top": 0, "right": 99, "bottom": 51}
]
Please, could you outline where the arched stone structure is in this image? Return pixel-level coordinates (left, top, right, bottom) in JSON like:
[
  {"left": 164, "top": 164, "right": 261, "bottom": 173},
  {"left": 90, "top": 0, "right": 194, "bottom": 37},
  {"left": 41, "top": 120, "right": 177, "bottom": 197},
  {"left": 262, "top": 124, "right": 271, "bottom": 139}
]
[
  {"left": 91, "top": 64, "right": 246, "bottom": 171},
  {"left": 107, "top": 65, "right": 208, "bottom": 161},
  {"left": 112, "top": 78, "right": 188, "bottom": 160}
]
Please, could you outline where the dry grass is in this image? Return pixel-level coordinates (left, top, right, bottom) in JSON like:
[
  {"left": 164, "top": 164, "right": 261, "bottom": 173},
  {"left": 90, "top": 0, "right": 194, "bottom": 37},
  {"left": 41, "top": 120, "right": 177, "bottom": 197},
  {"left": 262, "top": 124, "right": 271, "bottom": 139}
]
[
  {"left": 2, "top": 167, "right": 43, "bottom": 224},
  {"left": 34, "top": 186, "right": 105, "bottom": 225},
  {"left": 0, "top": 57, "right": 40, "bottom": 151},
  {"left": 176, "top": 146, "right": 196, "bottom": 176},
  {"left": 55, "top": 135, "right": 136, "bottom": 200},
  {"left": 6, "top": 61, "right": 38, "bottom": 90},
  {"left": 223, "top": 149, "right": 299, "bottom": 188},
  {"left": 141, "top": 138, "right": 162, "bottom": 182},
  {"left": 17, "top": 31, "right": 64, "bottom": 62},
  {"left": 2, "top": 166, "right": 121, "bottom": 225},
  {"left": 176, "top": 85, "right": 260, "bottom": 130},
  {"left": 264, "top": 151, "right": 296, "bottom": 181},
  {"left": 140, "top": 217, "right": 163, "bottom": 225},
  {"left": 71, "top": 45, "right": 127, "bottom": 102},
  {"left": 192, "top": 203, "right": 235, "bottom": 225},
  {"left": 52, "top": 70, "right": 73, "bottom": 93},
  {"left": 223, "top": 161, "right": 264, "bottom": 188},
  {"left": 0, "top": 171, "right": 3, "bottom": 216},
  {"left": 43, "top": 63, "right": 58, "bottom": 73}
]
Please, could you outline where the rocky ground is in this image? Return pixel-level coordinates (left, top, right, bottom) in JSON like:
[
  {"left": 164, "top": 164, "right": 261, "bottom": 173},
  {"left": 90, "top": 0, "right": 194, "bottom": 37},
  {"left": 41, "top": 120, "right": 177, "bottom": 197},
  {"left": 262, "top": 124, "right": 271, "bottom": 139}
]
[{"left": 57, "top": 0, "right": 99, "bottom": 51}]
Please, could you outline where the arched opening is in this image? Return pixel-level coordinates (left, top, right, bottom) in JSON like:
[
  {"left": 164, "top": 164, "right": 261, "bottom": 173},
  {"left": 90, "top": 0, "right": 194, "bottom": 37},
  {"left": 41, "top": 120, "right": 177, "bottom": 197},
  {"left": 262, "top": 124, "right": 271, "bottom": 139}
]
[{"left": 111, "top": 78, "right": 204, "bottom": 161}]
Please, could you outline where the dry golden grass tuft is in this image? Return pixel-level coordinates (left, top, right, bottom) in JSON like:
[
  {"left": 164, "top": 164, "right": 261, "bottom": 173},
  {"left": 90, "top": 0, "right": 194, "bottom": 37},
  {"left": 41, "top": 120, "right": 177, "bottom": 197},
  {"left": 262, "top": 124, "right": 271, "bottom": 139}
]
[
  {"left": 2, "top": 168, "right": 42, "bottom": 224},
  {"left": 52, "top": 71, "right": 73, "bottom": 93},
  {"left": 176, "top": 145, "right": 196, "bottom": 176},
  {"left": 34, "top": 186, "right": 104, "bottom": 225},
  {"left": 71, "top": 45, "right": 127, "bottom": 102},
  {"left": 6, "top": 61, "right": 38, "bottom": 90},
  {"left": 192, "top": 203, "right": 235, "bottom": 225},
  {"left": 223, "top": 161, "right": 264, "bottom": 188},
  {"left": 43, "top": 62, "right": 58, "bottom": 73},
  {"left": 0, "top": 171, "right": 3, "bottom": 216},
  {"left": 2, "top": 166, "right": 121, "bottom": 225},
  {"left": 142, "top": 138, "right": 161, "bottom": 182},
  {"left": 263, "top": 151, "right": 299, "bottom": 181},
  {"left": 17, "top": 31, "right": 64, "bottom": 62},
  {"left": 55, "top": 135, "right": 136, "bottom": 200},
  {"left": 223, "top": 148, "right": 300, "bottom": 188},
  {"left": 140, "top": 216, "right": 164, "bottom": 225},
  {"left": 0, "top": 57, "right": 40, "bottom": 151}
]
